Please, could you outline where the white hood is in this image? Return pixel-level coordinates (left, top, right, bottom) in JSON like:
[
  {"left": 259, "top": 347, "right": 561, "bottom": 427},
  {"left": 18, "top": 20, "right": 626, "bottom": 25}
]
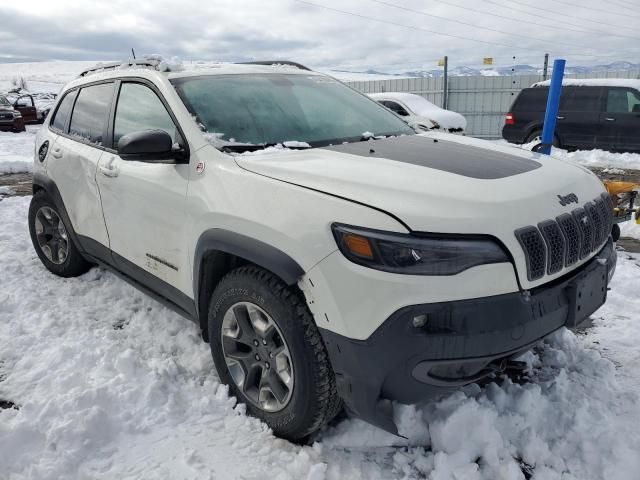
[{"left": 236, "top": 133, "right": 607, "bottom": 288}]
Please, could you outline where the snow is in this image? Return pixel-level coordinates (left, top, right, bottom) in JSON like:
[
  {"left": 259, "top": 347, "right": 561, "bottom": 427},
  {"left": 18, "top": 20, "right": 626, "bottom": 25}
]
[
  {"left": 550, "top": 148, "right": 640, "bottom": 171},
  {"left": 494, "top": 139, "right": 640, "bottom": 171},
  {"left": 0, "top": 126, "right": 37, "bottom": 174},
  {"left": 620, "top": 220, "right": 640, "bottom": 240},
  {"left": 1, "top": 195, "right": 640, "bottom": 479},
  {"left": 533, "top": 78, "right": 640, "bottom": 89}
]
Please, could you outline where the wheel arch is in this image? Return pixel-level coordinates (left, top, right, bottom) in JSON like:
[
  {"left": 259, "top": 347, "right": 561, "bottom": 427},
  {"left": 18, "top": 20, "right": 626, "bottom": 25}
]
[
  {"left": 31, "top": 173, "right": 81, "bottom": 247},
  {"left": 194, "top": 229, "right": 306, "bottom": 338},
  {"left": 526, "top": 124, "right": 562, "bottom": 148}
]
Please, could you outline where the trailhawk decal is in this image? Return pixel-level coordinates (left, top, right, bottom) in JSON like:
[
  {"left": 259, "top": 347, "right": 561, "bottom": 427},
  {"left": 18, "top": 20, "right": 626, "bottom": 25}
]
[{"left": 321, "top": 135, "right": 541, "bottom": 180}]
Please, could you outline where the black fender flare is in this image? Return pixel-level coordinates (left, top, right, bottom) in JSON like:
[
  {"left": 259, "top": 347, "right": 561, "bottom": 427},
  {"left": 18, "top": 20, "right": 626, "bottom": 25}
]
[
  {"left": 32, "top": 173, "right": 84, "bottom": 253},
  {"left": 193, "top": 228, "right": 306, "bottom": 318}
]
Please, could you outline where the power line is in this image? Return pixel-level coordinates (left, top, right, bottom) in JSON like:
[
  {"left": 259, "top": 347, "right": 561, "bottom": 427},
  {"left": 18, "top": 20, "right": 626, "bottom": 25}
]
[
  {"left": 421, "top": 0, "right": 640, "bottom": 41},
  {"left": 293, "top": 0, "right": 630, "bottom": 58},
  {"left": 484, "top": 0, "right": 637, "bottom": 32},
  {"left": 607, "top": 0, "right": 640, "bottom": 11},
  {"left": 550, "top": 0, "right": 640, "bottom": 19},
  {"left": 365, "top": 0, "right": 636, "bottom": 52}
]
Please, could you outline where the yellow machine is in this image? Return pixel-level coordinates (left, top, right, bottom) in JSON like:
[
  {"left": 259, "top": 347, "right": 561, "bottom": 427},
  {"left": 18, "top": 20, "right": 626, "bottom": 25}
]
[{"left": 602, "top": 181, "right": 640, "bottom": 235}]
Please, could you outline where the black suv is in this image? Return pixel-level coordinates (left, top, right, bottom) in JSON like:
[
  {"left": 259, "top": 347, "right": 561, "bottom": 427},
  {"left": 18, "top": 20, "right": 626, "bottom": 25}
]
[{"left": 502, "top": 82, "right": 640, "bottom": 153}]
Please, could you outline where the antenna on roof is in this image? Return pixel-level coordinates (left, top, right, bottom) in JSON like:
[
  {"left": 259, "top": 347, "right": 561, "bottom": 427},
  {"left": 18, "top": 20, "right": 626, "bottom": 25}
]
[{"left": 131, "top": 48, "right": 136, "bottom": 59}]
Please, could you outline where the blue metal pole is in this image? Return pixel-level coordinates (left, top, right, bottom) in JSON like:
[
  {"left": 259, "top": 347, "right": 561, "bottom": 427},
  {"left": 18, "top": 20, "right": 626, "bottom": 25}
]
[{"left": 539, "top": 58, "right": 566, "bottom": 155}]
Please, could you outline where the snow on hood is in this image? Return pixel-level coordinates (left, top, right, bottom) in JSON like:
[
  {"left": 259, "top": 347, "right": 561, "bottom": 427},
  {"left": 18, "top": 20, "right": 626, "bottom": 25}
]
[{"left": 369, "top": 92, "right": 466, "bottom": 130}]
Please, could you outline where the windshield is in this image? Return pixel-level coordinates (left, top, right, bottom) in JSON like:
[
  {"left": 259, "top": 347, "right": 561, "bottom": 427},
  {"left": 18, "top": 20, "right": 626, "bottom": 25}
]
[
  {"left": 171, "top": 74, "right": 414, "bottom": 149},
  {"left": 0, "top": 96, "right": 10, "bottom": 106}
]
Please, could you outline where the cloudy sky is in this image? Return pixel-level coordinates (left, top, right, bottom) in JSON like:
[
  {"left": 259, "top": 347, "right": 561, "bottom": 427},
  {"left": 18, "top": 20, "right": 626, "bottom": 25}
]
[{"left": 1, "top": 0, "right": 639, "bottom": 71}]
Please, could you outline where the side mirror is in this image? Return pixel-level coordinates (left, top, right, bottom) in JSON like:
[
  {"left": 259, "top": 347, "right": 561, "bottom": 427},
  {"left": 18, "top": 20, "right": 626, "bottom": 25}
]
[{"left": 117, "top": 129, "right": 186, "bottom": 162}]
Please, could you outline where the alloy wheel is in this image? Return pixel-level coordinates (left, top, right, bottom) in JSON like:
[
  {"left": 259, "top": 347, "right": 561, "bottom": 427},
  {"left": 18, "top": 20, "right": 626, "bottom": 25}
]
[
  {"left": 34, "top": 206, "right": 69, "bottom": 265},
  {"left": 221, "top": 302, "right": 294, "bottom": 412}
]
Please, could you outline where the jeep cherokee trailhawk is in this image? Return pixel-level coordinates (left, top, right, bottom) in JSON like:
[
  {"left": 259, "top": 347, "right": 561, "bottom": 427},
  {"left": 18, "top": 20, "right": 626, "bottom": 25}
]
[{"left": 29, "top": 59, "right": 617, "bottom": 440}]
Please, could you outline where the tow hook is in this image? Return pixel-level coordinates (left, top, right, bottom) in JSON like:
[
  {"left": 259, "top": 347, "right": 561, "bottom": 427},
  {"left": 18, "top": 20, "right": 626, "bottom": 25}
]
[{"left": 488, "top": 359, "right": 528, "bottom": 375}]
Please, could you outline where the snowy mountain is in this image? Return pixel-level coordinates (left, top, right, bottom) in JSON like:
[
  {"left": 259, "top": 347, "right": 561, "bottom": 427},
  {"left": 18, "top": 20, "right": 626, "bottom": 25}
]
[{"left": 330, "top": 61, "right": 640, "bottom": 79}]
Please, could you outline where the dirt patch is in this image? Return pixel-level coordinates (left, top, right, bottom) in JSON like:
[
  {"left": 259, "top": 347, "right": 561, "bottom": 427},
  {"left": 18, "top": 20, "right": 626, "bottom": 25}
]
[
  {"left": 591, "top": 167, "right": 640, "bottom": 184},
  {"left": 0, "top": 172, "right": 32, "bottom": 197}
]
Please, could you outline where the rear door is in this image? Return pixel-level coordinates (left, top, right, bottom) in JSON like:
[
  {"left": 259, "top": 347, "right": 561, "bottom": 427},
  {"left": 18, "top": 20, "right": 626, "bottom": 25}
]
[
  {"left": 14, "top": 95, "right": 38, "bottom": 123},
  {"left": 46, "top": 83, "right": 113, "bottom": 250},
  {"left": 95, "top": 80, "right": 191, "bottom": 293},
  {"left": 556, "top": 86, "right": 604, "bottom": 150},
  {"left": 602, "top": 87, "right": 640, "bottom": 152}
]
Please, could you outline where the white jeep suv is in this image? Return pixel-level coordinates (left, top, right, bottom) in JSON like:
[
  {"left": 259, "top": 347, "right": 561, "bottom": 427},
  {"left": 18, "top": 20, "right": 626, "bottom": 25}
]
[{"left": 30, "top": 59, "right": 616, "bottom": 441}]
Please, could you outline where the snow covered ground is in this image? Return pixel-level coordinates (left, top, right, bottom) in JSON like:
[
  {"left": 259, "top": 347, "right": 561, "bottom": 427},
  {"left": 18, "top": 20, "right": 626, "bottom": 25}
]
[
  {"left": 1, "top": 195, "right": 640, "bottom": 479},
  {"left": 0, "top": 126, "right": 38, "bottom": 174}
]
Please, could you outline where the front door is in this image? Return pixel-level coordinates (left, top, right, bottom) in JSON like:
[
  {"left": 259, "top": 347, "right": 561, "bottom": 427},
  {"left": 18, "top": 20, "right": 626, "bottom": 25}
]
[
  {"left": 601, "top": 87, "right": 640, "bottom": 152},
  {"left": 14, "top": 95, "right": 37, "bottom": 123},
  {"left": 96, "top": 81, "right": 192, "bottom": 294}
]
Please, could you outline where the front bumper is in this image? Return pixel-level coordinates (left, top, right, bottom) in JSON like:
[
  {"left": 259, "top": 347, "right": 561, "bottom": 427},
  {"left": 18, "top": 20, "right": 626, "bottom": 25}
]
[{"left": 320, "top": 238, "right": 616, "bottom": 435}]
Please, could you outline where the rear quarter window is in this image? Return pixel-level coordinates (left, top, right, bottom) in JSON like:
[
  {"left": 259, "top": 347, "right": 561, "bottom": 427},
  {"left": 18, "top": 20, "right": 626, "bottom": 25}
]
[
  {"left": 512, "top": 88, "right": 548, "bottom": 112},
  {"left": 50, "top": 91, "right": 77, "bottom": 132}
]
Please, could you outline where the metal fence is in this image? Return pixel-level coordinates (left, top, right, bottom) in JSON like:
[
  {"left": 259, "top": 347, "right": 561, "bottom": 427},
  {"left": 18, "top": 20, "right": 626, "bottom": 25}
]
[{"left": 345, "top": 69, "right": 640, "bottom": 139}]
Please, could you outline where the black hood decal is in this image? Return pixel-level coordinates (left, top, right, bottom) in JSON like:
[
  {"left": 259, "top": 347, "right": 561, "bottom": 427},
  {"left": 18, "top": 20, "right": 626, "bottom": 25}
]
[{"left": 321, "top": 135, "right": 541, "bottom": 180}]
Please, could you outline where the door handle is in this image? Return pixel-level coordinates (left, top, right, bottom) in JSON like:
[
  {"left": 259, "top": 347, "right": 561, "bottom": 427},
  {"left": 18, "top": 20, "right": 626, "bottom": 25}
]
[
  {"left": 556, "top": 115, "right": 565, "bottom": 120},
  {"left": 51, "top": 148, "right": 63, "bottom": 159},
  {"left": 604, "top": 117, "right": 616, "bottom": 122},
  {"left": 99, "top": 164, "right": 119, "bottom": 178}
]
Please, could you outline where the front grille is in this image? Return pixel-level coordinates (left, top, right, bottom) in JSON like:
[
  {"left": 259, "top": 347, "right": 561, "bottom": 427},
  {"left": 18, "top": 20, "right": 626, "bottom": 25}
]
[{"left": 515, "top": 194, "right": 613, "bottom": 281}]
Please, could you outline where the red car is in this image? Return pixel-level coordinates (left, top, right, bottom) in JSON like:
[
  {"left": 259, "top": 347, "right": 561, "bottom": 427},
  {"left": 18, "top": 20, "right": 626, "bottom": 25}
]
[{"left": 0, "top": 95, "right": 25, "bottom": 132}]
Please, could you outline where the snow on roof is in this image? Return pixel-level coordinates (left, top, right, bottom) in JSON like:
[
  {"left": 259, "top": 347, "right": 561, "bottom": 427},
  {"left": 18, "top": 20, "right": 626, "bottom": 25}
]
[
  {"left": 533, "top": 78, "right": 640, "bottom": 89},
  {"left": 369, "top": 92, "right": 442, "bottom": 112}
]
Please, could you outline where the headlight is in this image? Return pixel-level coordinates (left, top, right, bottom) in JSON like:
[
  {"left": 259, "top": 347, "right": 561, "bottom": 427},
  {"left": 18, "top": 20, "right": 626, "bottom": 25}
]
[
  {"left": 12, "top": 111, "right": 21, "bottom": 118},
  {"left": 332, "top": 224, "right": 510, "bottom": 275}
]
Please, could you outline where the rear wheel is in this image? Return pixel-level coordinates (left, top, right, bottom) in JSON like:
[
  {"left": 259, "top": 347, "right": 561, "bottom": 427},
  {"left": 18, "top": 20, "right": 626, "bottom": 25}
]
[
  {"left": 28, "top": 191, "right": 92, "bottom": 277},
  {"left": 208, "top": 266, "right": 341, "bottom": 442},
  {"left": 527, "top": 129, "right": 560, "bottom": 151}
]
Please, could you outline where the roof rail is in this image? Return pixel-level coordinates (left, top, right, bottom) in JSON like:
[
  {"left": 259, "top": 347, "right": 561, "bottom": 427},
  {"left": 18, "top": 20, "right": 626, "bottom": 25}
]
[
  {"left": 78, "top": 59, "right": 162, "bottom": 77},
  {"left": 236, "top": 61, "right": 311, "bottom": 71}
]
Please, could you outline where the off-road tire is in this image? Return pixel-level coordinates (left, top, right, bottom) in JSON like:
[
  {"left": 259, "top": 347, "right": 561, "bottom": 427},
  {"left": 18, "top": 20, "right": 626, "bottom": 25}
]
[
  {"left": 28, "top": 190, "right": 92, "bottom": 277},
  {"left": 208, "top": 265, "right": 342, "bottom": 442}
]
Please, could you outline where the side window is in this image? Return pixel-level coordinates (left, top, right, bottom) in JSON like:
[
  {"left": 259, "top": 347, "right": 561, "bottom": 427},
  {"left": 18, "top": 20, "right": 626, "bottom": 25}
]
[
  {"left": 16, "top": 96, "right": 34, "bottom": 108},
  {"left": 607, "top": 88, "right": 640, "bottom": 113},
  {"left": 560, "top": 87, "right": 602, "bottom": 112},
  {"left": 114, "top": 83, "right": 179, "bottom": 146},
  {"left": 69, "top": 83, "right": 114, "bottom": 145},
  {"left": 383, "top": 101, "right": 409, "bottom": 116},
  {"left": 514, "top": 88, "right": 548, "bottom": 112},
  {"left": 50, "top": 91, "right": 77, "bottom": 132}
]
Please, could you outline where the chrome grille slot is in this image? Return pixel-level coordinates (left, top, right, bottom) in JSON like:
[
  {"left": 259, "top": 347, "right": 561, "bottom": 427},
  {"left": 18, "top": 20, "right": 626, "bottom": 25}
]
[{"left": 538, "top": 220, "right": 565, "bottom": 274}]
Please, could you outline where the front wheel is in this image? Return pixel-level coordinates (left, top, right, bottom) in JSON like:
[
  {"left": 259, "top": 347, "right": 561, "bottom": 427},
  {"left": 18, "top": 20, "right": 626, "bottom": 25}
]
[{"left": 208, "top": 266, "right": 341, "bottom": 442}]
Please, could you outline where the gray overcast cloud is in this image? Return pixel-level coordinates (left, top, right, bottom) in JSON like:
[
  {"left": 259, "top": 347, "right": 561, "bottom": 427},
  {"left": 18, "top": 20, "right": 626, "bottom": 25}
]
[{"left": 0, "top": 0, "right": 638, "bottom": 71}]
